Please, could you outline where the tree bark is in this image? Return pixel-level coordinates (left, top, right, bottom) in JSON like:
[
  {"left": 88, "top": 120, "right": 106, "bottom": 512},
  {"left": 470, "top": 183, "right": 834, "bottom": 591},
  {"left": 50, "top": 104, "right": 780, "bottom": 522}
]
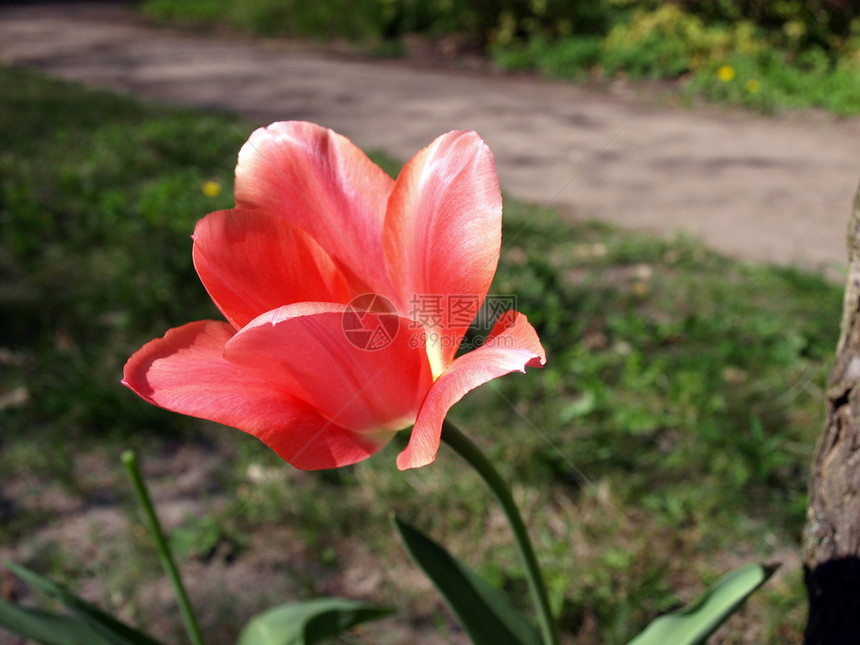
[{"left": 804, "top": 181, "right": 860, "bottom": 645}]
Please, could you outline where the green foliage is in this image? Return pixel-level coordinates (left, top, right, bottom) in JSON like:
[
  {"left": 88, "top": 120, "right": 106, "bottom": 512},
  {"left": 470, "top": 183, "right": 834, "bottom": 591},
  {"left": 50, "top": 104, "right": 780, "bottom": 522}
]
[
  {"left": 140, "top": 0, "right": 622, "bottom": 45},
  {"left": 0, "top": 602, "right": 117, "bottom": 645},
  {"left": 392, "top": 517, "right": 543, "bottom": 645},
  {"left": 687, "top": 47, "right": 860, "bottom": 115},
  {"left": 491, "top": 4, "right": 860, "bottom": 114},
  {"left": 601, "top": 6, "right": 700, "bottom": 77},
  {"left": 0, "top": 65, "right": 243, "bottom": 443},
  {"left": 468, "top": 211, "right": 838, "bottom": 641},
  {"left": 168, "top": 514, "right": 248, "bottom": 562},
  {"left": 236, "top": 598, "right": 392, "bottom": 645},
  {"left": 676, "top": 0, "right": 860, "bottom": 53},
  {"left": 491, "top": 34, "right": 604, "bottom": 79},
  {"left": 626, "top": 564, "right": 777, "bottom": 645},
  {"left": 1, "top": 541, "right": 388, "bottom": 645},
  {"left": 142, "top": 0, "right": 452, "bottom": 43}
]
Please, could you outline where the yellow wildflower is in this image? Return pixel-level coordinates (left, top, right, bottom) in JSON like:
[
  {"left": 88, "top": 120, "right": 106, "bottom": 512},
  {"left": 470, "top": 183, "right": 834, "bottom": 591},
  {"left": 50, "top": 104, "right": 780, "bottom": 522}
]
[
  {"left": 717, "top": 65, "right": 735, "bottom": 82},
  {"left": 202, "top": 180, "right": 222, "bottom": 198},
  {"left": 745, "top": 79, "right": 760, "bottom": 93}
]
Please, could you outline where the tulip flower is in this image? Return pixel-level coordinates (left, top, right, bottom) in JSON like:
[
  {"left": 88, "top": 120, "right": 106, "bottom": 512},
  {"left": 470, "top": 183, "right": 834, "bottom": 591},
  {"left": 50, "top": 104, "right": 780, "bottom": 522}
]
[{"left": 123, "top": 122, "right": 545, "bottom": 470}]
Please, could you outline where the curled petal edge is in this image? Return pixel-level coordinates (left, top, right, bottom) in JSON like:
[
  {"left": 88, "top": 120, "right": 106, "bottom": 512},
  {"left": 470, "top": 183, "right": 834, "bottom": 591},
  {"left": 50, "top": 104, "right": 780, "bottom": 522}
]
[{"left": 396, "top": 310, "right": 546, "bottom": 470}]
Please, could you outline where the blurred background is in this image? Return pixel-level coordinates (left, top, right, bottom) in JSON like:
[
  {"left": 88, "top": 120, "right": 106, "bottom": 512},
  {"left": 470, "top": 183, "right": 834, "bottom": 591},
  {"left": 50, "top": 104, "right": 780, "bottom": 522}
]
[
  {"left": 134, "top": 0, "right": 860, "bottom": 113},
  {"left": 2, "top": 1, "right": 860, "bottom": 643}
]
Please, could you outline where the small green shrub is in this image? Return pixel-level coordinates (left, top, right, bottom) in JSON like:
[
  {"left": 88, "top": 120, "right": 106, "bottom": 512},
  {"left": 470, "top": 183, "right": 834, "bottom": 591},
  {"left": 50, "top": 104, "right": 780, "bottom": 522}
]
[
  {"left": 490, "top": 34, "right": 603, "bottom": 78},
  {"left": 687, "top": 46, "right": 860, "bottom": 115}
]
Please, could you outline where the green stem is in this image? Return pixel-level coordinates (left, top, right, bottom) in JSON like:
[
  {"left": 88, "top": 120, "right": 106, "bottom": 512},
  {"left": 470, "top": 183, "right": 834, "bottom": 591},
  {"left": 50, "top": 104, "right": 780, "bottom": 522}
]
[
  {"left": 440, "top": 420, "right": 559, "bottom": 645},
  {"left": 122, "top": 450, "right": 204, "bottom": 645}
]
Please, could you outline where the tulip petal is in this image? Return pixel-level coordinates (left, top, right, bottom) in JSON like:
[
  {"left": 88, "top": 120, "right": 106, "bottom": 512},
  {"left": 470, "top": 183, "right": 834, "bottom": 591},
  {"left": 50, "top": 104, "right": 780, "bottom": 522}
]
[
  {"left": 122, "top": 320, "right": 390, "bottom": 469},
  {"left": 193, "top": 209, "right": 353, "bottom": 329},
  {"left": 226, "top": 302, "right": 434, "bottom": 435},
  {"left": 384, "top": 130, "right": 502, "bottom": 374},
  {"left": 396, "top": 311, "right": 546, "bottom": 470},
  {"left": 234, "top": 121, "right": 395, "bottom": 298}
]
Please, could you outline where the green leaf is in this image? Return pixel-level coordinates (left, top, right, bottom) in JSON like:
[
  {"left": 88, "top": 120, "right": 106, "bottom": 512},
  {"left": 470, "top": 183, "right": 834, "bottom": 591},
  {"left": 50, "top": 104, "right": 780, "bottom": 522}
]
[
  {"left": 0, "top": 600, "right": 115, "bottom": 645},
  {"left": 392, "top": 516, "right": 542, "bottom": 645},
  {"left": 236, "top": 597, "right": 392, "bottom": 645},
  {"left": 626, "top": 563, "right": 778, "bottom": 645},
  {"left": 4, "top": 562, "right": 165, "bottom": 645}
]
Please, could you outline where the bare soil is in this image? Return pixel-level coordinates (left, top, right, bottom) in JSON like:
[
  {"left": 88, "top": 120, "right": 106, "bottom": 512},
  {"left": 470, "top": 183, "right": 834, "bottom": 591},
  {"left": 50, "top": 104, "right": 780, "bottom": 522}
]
[{"left": 0, "top": 431, "right": 465, "bottom": 644}]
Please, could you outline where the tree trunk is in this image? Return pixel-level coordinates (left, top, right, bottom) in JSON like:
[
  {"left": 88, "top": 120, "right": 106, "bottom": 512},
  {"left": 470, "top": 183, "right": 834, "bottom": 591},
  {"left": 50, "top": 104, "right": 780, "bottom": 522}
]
[{"left": 804, "top": 181, "right": 860, "bottom": 644}]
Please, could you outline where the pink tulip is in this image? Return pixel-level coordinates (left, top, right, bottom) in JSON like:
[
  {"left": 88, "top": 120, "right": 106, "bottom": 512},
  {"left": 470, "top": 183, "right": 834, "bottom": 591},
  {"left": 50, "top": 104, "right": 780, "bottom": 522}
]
[{"left": 123, "top": 122, "right": 545, "bottom": 470}]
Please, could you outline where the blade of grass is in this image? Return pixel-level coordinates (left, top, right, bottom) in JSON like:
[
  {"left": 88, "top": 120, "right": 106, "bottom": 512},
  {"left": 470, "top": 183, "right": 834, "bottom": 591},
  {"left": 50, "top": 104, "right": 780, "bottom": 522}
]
[{"left": 122, "top": 450, "right": 203, "bottom": 645}]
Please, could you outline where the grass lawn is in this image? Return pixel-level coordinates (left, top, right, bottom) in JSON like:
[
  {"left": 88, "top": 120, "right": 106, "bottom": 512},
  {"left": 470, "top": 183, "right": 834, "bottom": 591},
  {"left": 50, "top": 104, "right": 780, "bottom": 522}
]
[{"left": 0, "top": 63, "right": 843, "bottom": 643}]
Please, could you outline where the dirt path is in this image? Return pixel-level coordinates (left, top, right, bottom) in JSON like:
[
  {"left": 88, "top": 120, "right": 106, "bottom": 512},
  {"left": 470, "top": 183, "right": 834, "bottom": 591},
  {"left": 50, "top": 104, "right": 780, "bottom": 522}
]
[{"left": 2, "top": 2, "right": 859, "bottom": 274}]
